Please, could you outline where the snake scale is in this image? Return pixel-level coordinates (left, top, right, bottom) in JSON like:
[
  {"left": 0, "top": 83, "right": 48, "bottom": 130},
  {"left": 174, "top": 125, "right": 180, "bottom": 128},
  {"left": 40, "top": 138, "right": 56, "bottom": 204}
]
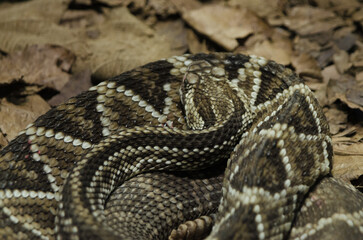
[{"left": 0, "top": 53, "right": 362, "bottom": 239}]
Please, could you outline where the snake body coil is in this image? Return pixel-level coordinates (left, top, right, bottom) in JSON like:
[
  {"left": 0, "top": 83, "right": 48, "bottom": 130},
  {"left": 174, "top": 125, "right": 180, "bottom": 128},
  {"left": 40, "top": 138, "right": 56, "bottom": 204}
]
[{"left": 0, "top": 53, "right": 362, "bottom": 239}]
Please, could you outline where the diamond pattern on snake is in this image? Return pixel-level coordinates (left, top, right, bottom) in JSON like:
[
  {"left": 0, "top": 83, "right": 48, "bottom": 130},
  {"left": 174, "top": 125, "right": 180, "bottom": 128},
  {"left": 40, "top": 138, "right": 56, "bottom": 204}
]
[{"left": 0, "top": 53, "right": 362, "bottom": 240}]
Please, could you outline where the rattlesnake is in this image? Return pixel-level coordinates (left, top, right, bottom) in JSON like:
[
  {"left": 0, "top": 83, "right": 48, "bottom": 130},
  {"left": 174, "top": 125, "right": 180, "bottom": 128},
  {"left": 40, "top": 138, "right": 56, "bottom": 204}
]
[{"left": 0, "top": 53, "right": 362, "bottom": 239}]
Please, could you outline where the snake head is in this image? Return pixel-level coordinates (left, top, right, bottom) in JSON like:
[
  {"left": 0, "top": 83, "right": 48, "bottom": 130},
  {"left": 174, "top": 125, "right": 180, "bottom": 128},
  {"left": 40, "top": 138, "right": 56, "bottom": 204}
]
[{"left": 179, "top": 60, "right": 239, "bottom": 131}]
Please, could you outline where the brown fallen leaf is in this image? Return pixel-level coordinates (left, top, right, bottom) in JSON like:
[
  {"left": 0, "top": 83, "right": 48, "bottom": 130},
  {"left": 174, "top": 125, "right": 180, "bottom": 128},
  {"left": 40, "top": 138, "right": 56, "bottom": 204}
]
[
  {"left": 0, "top": 0, "right": 88, "bottom": 57},
  {"left": 118, "top": 0, "right": 179, "bottom": 18},
  {"left": 350, "top": 44, "right": 363, "bottom": 68},
  {"left": 322, "top": 65, "right": 340, "bottom": 83},
  {"left": 346, "top": 88, "right": 363, "bottom": 109},
  {"left": 308, "top": 83, "right": 328, "bottom": 106},
  {"left": 0, "top": 95, "right": 50, "bottom": 144},
  {"left": 0, "top": 0, "right": 69, "bottom": 23},
  {"left": 97, "top": 0, "right": 124, "bottom": 7},
  {"left": 291, "top": 53, "right": 322, "bottom": 81},
  {"left": 0, "top": 44, "right": 75, "bottom": 91},
  {"left": 333, "top": 144, "right": 363, "bottom": 181},
  {"left": 170, "top": 0, "right": 202, "bottom": 13},
  {"left": 144, "top": 0, "right": 179, "bottom": 17},
  {"left": 228, "top": 0, "right": 286, "bottom": 18},
  {"left": 183, "top": 4, "right": 269, "bottom": 51},
  {"left": 334, "top": 125, "right": 363, "bottom": 142},
  {"left": 48, "top": 69, "right": 92, "bottom": 106},
  {"left": 327, "top": 77, "right": 363, "bottom": 111},
  {"left": 333, "top": 49, "right": 352, "bottom": 74},
  {"left": 244, "top": 33, "right": 292, "bottom": 65},
  {"left": 293, "top": 37, "right": 322, "bottom": 59},
  {"left": 73, "top": 0, "right": 92, "bottom": 5},
  {"left": 325, "top": 108, "right": 348, "bottom": 134},
  {"left": 316, "top": 47, "right": 336, "bottom": 68},
  {"left": 352, "top": 7, "right": 363, "bottom": 30},
  {"left": 81, "top": 7, "right": 178, "bottom": 81},
  {"left": 60, "top": 9, "right": 105, "bottom": 29},
  {"left": 315, "top": 0, "right": 361, "bottom": 14},
  {"left": 0, "top": 19, "right": 86, "bottom": 55},
  {"left": 333, "top": 152, "right": 363, "bottom": 182},
  {"left": 333, "top": 30, "right": 356, "bottom": 51},
  {"left": 356, "top": 71, "right": 363, "bottom": 81},
  {"left": 0, "top": 131, "right": 8, "bottom": 150},
  {"left": 332, "top": 126, "right": 363, "bottom": 181},
  {"left": 335, "top": 93, "right": 363, "bottom": 112},
  {"left": 187, "top": 29, "right": 209, "bottom": 54},
  {"left": 154, "top": 20, "right": 188, "bottom": 54},
  {"left": 284, "top": 6, "right": 345, "bottom": 36},
  {"left": 0, "top": 82, "right": 46, "bottom": 100}
]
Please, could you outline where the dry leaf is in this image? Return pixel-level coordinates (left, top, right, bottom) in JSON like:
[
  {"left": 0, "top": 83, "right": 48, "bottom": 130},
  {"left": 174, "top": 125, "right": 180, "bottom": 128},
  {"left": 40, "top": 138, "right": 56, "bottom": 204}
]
[
  {"left": 334, "top": 125, "right": 363, "bottom": 142},
  {"left": 73, "top": 0, "right": 92, "bottom": 5},
  {"left": 170, "top": 0, "right": 202, "bottom": 13},
  {"left": 118, "top": 0, "right": 178, "bottom": 18},
  {"left": 0, "top": 20, "right": 85, "bottom": 55},
  {"left": 314, "top": 0, "right": 361, "bottom": 13},
  {"left": 332, "top": 125, "right": 363, "bottom": 181},
  {"left": 97, "top": 0, "right": 124, "bottom": 6},
  {"left": 60, "top": 9, "right": 105, "bottom": 29},
  {"left": 284, "top": 6, "right": 345, "bottom": 36},
  {"left": 187, "top": 29, "right": 209, "bottom": 54},
  {"left": 293, "top": 37, "right": 322, "bottom": 59},
  {"left": 352, "top": 7, "right": 363, "bottom": 24},
  {"left": 322, "top": 65, "right": 340, "bottom": 83},
  {"left": 333, "top": 153, "right": 363, "bottom": 181},
  {"left": 228, "top": 0, "right": 286, "bottom": 18},
  {"left": 0, "top": 132, "right": 8, "bottom": 149},
  {"left": 325, "top": 108, "right": 348, "bottom": 134},
  {"left": 327, "top": 78, "right": 363, "bottom": 111},
  {"left": 308, "top": 83, "right": 328, "bottom": 106},
  {"left": 48, "top": 69, "right": 92, "bottom": 106},
  {"left": 0, "top": 95, "right": 50, "bottom": 143},
  {"left": 333, "top": 49, "right": 352, "bottom": 74},
  {"left": 356, "top": 71, "right": 363, "bottom": 81},
  {"left": 0, "top": 0, "right": 87, "bottom": 57},
  {"left": 82, "top": 7, "right": 177, "bottom": 81},
  {"left": 246, "top": 40, "right": 291, "bottom": 65},
  {"left": 333, "top": 142, "right": 363, "bottom": 181},
  {"left": 336, "top": 93, "right": 363, "bottom": 111},
  {"left": 334, "top": 31, "right": 356, "bottom": 51},
  {"left": 291, "top": 53, "right": 322, "bottom": 80},
  {"left": 316, "top": 47, "right": 336, "bottom": 68},
  {"left": 145, "top": 0, "right": 178, "bottom": 17},
  {"left": 154, "top": 20, "right": 188, "bottom": 54},
  {"left": 0, "top": 44, "right": 75, "bottom": 91},
  {"left": 346, "top": 88, "right": 363, "bottom": 109},
  {"left": 350, "top": 45, "right": 363, "bottom": 68},
  {"left": 183, "top": 4, "right": 269, "bottom": 51},
  {"left": 0, "top": 0, "right": 69, "bottom": 23},
  {"left": 0, "top": 5, "right": 177, "bottom": 80}
]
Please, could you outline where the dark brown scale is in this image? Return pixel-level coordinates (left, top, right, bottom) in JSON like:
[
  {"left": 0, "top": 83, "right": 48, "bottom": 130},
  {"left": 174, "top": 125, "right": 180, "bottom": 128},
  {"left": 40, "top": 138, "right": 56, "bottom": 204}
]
[
  {"left": 254, "top": 70, "right": 289, "bottom": 107},
  {"left": 223, "top": 54, "right": 251, "bottom": 80},
  {"left": 104, "top": 168, "right": 224, "bottom": 239}
]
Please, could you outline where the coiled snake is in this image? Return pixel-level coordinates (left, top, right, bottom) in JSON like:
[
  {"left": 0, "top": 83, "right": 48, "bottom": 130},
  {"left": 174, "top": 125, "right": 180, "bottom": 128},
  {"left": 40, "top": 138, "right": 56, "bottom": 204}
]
[{"left": 0, "top": 53, "right": 362, "bottom": 239}]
